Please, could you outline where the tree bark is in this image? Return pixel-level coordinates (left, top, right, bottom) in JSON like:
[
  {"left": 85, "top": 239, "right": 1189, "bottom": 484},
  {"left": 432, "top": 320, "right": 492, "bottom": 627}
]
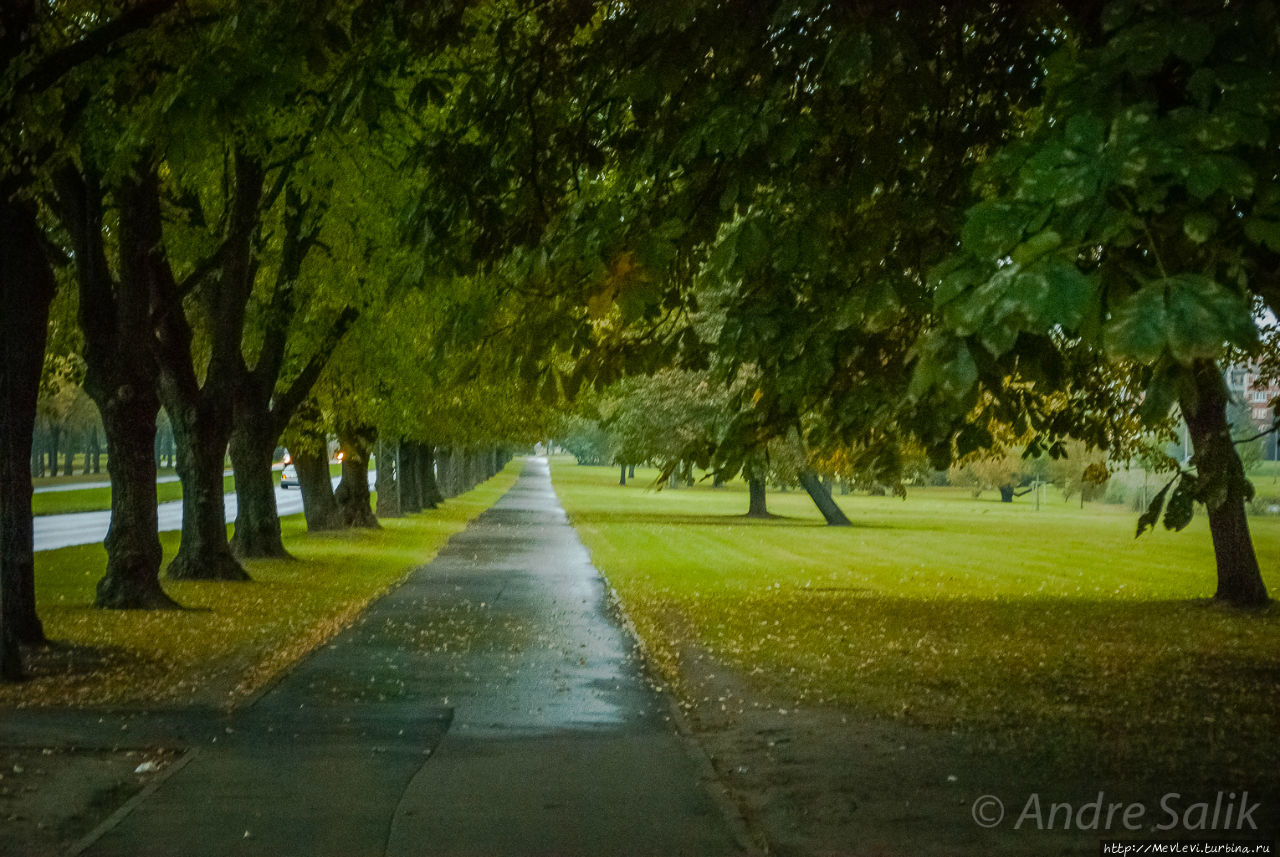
[
  {"left": 1182, "top": 360, "right": 1269, "bottom": 607},
  {"left": 619, "top": 463, "right": 627, "bottom": 486},
  {"left": 165, "top": 409, "right": 246, "bottom": 581},
  {"left": 335, "top": 429, "right": 378, "bottom": 528},
  {"left": 55, "top": 162, "right": 178, "bottom": 608},
  {"left": 96, "top": 389, "right": 177, "bottom": 608},
  {"left": 0, "top": 196, "right": 56, "bottom": 676},
  {"left": 48, "top": 425, "right": 61, "bottom": 477},
  {"left": 375, "top": 438, "right": 401, "bottom": 518},
  {"left": 437, "top": 447, "right": 457, "bottom": 498},
  {"left": 228, "top": 416, "right": 289, "bottom": 559},
  {"left": 129, "top": 158, "right": 250, "bottom": 582},
  {"left": 422, "top": 447, "right": 442, "bottom": 506},
  {"left": 398, "top": 444, "right": 421, "bottom": 513},
  {"left": 418, "top": 444, "right": 442, "bottom": 508},
  {"left": 798, "top": 469, "right": 852, "bottom": 526},
  {"left": 295, "top": 448, "right": 342, "bottom": 531},
  {"left": 747, "top": 476, "right": 771, "bottom": 518}
]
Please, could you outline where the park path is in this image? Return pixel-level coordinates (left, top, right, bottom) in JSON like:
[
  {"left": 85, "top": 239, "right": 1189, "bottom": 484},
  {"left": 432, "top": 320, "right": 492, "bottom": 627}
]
[{"left": 77, "top": 457, "right": 747, "bottom": 857}]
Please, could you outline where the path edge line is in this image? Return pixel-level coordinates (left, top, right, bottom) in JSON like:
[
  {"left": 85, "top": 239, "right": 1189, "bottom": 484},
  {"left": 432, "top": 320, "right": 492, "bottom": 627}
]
[{"left": 65, "top": 747, "right": 200, "bottom": 857}]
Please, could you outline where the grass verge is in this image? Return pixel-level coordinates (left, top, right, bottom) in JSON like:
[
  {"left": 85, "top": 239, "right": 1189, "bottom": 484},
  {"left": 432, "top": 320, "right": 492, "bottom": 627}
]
[
  {"left": 551, "top": 458, "right": 1280, "bottom": 779},
  {"left": 4, "top": 463, "right": 519, "bottom": 710}
]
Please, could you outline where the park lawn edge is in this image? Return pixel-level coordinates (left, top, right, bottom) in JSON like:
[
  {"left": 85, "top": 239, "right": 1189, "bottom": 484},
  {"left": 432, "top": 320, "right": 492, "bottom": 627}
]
[
  {"left": 550, "top": 458, "right": 1280, "bottom": 781},
  {"left": 3, "top": 462, "right": 520, "bottom": 710}
]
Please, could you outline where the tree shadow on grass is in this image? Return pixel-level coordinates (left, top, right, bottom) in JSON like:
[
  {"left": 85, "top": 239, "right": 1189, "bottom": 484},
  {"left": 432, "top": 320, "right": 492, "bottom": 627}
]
[{"left": 568, "top": 509, "right": 923, "bottom": 530}]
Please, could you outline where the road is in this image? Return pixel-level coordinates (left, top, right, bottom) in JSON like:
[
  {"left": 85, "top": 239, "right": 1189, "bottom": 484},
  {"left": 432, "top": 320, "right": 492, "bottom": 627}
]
[{"left": 33, "top": 474, "right": 371, "bottom": 553}]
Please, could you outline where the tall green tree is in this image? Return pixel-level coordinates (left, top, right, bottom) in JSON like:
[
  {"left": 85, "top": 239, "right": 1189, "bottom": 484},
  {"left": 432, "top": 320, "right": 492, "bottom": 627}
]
[
  {"left": 912, "top": 0, "right": 1277, "bottom": 605},
  {"left": 2, "top": 0, "right": 189, "bottom": 675}
]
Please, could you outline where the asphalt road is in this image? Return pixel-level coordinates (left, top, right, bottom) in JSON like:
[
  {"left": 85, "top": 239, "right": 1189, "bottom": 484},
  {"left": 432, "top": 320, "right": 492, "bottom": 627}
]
[{"left": 32, "top": 474, "right": 366, "bottom": 553}]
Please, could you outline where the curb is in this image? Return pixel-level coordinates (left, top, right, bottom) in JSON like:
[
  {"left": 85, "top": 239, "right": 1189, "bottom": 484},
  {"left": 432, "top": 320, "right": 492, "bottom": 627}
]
[{"left": 66, "top": 748, "right": 200, "bottom": 856}]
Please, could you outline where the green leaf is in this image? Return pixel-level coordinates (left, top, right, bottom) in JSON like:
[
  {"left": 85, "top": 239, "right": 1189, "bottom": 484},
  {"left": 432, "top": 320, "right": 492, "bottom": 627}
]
[
  {"left": 1162, "top": 480, "right": 1196, "bottom": 531},
  {"left": 1009, "top": 229, "right": 1062, "bottom": 267},
  {"left": 1244, "top": 217, "right": 1280, "bottom": 252},
  {"left": 1164, "top": 275, "right": 1258, "bottom": 361},
  {"left": 1136, "top": 479, "right": 1173, "bottom": 537},
  {"left": 1182, "top": 211, "right": 1217, "bottom": 243},
  {"left": 1105, "top": 275, "right": 1257, "bottom": 365},
  {"left": 1104, "top": 286, "right": 1168, "bottom": 363},
  {"left": 1102, "top": 0, "right": 1137, "bottom": 32},
  {"left": 1041, "top": 260, "right": 1095, "bottom": 330},
  {"left": 961, "top": 201, "right": 1025, "bottom": 258},
  {"left": 735, "top": 218, "right": 769, "bottom": 272},
  {"left": 1169, "top": 22, "right": 1214, "bottom": 64}
]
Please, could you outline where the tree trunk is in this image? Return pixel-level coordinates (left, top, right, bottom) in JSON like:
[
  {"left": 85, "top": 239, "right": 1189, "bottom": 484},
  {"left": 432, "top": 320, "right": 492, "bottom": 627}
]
[
  {"left": 418, "top": 444, "right": 441, "bottom": 507},
  {"left": 399, "top": 443, "right": 422, "bottom": 513},
  {"left": 798, "top": 469, "right": 852, "bottom": 526},
  {"left": 165, "top": 410, "right": 246, "bottom": 581},
  {"left": 628, "top": 464, "right": 635, "bottom": 478},
  {"left": 95, "top": 389, "right": 178, "bottom": 609},
  {"left": 228, "top": 416, "right": 289, "bottom": 559},
  {"left": 437, "top": 447, "right": 456, "bottom": 498},
  {"left": 746, "top": 476, "right": 771, "bottom": 518},
  {"left": 375, "top": 438, "right": 401, "bottom": 518},
  {"left": 1182, "top": 360, "right": 1269, "bottom": 607},
  {"left": 48, "top": 424, "right": 61, "bottom": 477},
  {"left": 296, "top": 449, "right": 342, "bottom": 531},
  {"left": 335, "top": 430, "right": 378, "bottom": 528},
  {"left": 0, "top": 196, "right": 56, "bottom": 675},
  {"left": 999, "top": 485, "right": 1015, "bottom": 503},
  {"left": 619, "top": 463, "right": 627, "bottom": 486},
  {"left": 55, "top": 162, "right": 178, "bottom": 609}
]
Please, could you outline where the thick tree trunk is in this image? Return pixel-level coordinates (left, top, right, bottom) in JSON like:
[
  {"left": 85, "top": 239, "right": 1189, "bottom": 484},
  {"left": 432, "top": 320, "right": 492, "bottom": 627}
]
[
  {"left": 399, "top": 444, "right": 422, "bottom": 513},
  {"left": 166, "top": 411, "right": 247, "bottom": 581},
  {"left": 747, "top": 476, "right": 771, "bottom": 518},
  {"left": 421, "top": 446, "right": 443, "bottom": 507},
  {"left": 1183, "top": 361, "right": 1269, "bottom": 607},
  {"left": 96, "top": 390, "right": 177, "bottom": 609},
  {"left": 375, "top": 438, "right": 401, "bottom": 518},
  {"left": 628, "top": 464, "right": 635, "bottom": 479},
  {"left": 619, "top": 464, "right": 627, "bottom": 486},
  {"left": 999, "top": 485, "right": 1015, "bottom": 503},
  {"left": 55, "top": 162, "right": 178, "bottom": 609},
  {"left": 295, "top": 449, "right": 342, "bottom": 531},
  {"left": 0, "top": 196, "right": 56, "bottom": 675},
  {"left": 437, "top": 447, "right": 456, "bottom": 498},
  {"left": 798, "top": 469, "right": 852, "bottom": 526},
  {"left": 335, "top": 431, "right": 378, "bottom": 528},
  {"left": 228, "top": 418, "right": 289, "bottom": 559}
]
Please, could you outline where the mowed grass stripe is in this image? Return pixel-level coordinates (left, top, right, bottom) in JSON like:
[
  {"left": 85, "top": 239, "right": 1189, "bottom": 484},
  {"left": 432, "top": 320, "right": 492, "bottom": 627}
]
[{"left": 552, "top": 459, "right": 1280, "bottom": 778}]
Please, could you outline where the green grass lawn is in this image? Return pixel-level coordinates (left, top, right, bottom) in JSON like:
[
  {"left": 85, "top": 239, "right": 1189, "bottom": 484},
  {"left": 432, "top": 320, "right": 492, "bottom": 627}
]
[
  {"left": 4, "top": 462, "right": 519, "bottom": 709},
  {"left": 552, "top": 458, "right": 1280, "bottom": 777}
]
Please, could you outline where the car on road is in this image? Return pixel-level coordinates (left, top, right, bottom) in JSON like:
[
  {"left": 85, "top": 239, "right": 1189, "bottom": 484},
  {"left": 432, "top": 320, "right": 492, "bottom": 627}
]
[{"left": 280, "top": 464, "right": 299, "bottom": 489}]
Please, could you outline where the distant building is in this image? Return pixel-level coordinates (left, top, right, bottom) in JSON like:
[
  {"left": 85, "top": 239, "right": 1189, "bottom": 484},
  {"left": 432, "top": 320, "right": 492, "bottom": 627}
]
[{"left": 1225, "top": 363, "right": 1280, "bottom": 460}]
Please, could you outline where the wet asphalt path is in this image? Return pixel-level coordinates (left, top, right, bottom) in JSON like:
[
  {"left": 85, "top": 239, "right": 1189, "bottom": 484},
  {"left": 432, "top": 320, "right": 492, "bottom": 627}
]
[{"left": 79, "top": 458, "right": 745, "bottom": 856}]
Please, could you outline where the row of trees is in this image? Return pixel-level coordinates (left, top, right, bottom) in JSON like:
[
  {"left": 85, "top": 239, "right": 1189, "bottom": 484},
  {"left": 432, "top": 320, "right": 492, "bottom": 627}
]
[
  {"left": 5, "top": 1, "right": 1277, "bottom": 680},
  {"left": 0, "top": 1, "right": 552, "bottom": 679},
  {"left": 463, "top": 1, "right": 1277, "bottom": 604}
]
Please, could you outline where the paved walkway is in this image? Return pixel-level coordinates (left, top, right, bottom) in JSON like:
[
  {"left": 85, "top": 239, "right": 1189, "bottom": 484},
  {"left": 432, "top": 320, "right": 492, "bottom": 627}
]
[{"left": 71, "top": 457, "right": 746, "bottom": 856}]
